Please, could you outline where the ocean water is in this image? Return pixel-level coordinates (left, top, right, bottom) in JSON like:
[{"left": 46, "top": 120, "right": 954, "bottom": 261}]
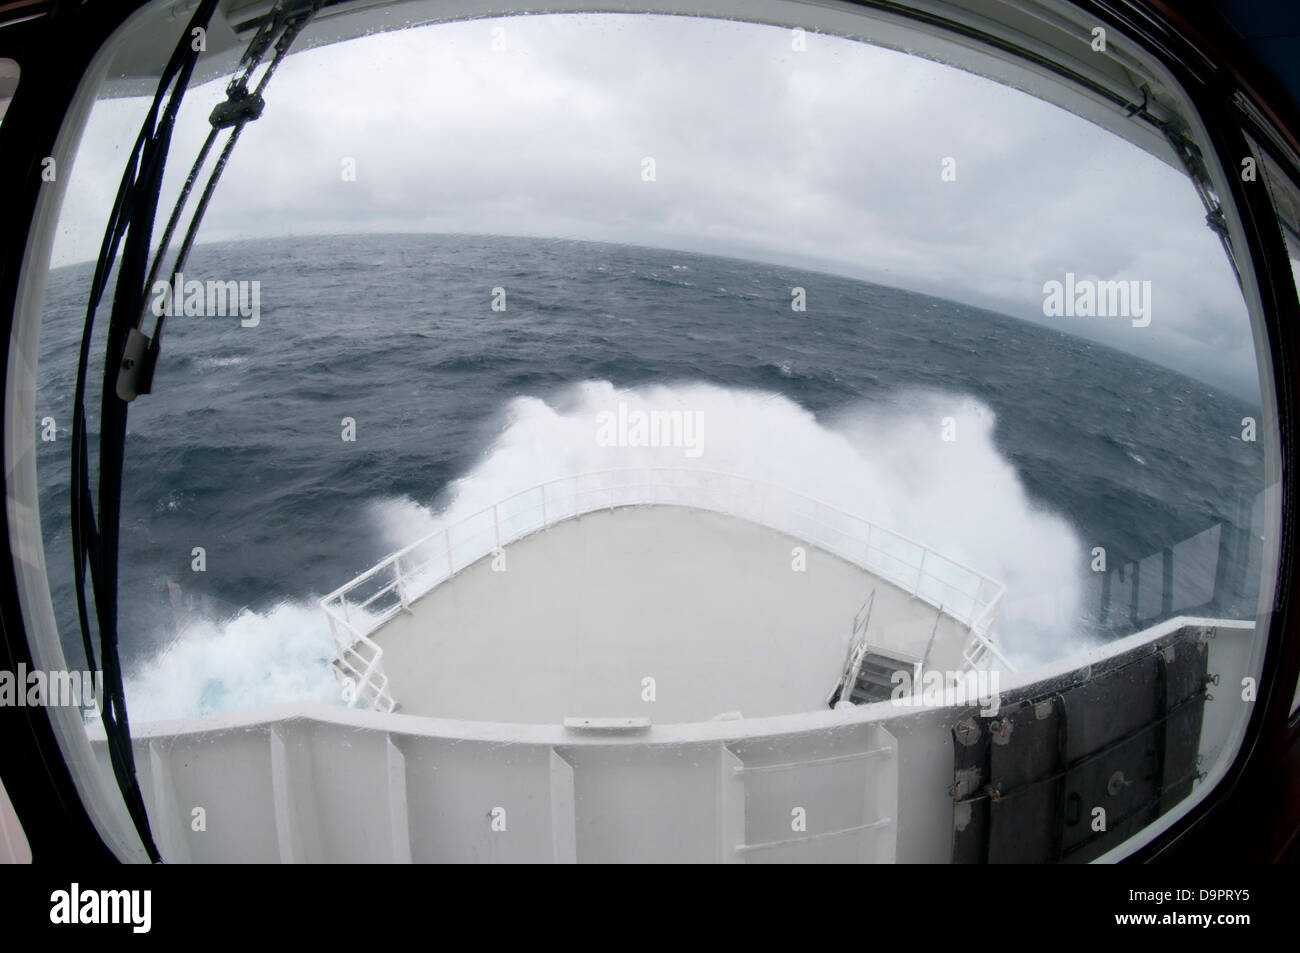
[{"left": 34, "top": 233, "right": 1267, "bottom": 720}]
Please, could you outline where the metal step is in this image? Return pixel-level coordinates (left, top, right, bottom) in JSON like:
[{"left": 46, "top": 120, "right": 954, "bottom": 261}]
[{"left": 847, "top": 649, "right": 918, "bottom": 705}]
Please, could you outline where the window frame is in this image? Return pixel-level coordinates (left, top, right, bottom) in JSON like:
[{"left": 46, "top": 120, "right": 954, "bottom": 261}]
[{"left": 0, "top": 0, "right": 1298, "bottom": 863}]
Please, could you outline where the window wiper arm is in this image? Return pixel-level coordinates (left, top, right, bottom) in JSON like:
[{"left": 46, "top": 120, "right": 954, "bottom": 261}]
[
  {"left": 1120, "top": 83, "right": 1240, "bottom": 286},
  {"left": 70, "top": 0, "right": 320, "bottom": 863},
  {"left": 119, "top": 0, "right": 322, "bottom": 402}
]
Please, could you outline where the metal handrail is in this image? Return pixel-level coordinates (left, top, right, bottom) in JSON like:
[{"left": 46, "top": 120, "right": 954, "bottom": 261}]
[
  {"left": 843, "top": 590, "right": 878, "bottom": 697},
  {"left": 324, "top": 468, "right": 1004, "bottom": 598},
  {"left": 319, "top": 467, "right": 1013, "bottom": 703}
]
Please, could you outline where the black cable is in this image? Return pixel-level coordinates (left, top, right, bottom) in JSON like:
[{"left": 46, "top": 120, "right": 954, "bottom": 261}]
[
  {"left": 145, "top": 5, "right": 318, "bottom": 364},
  {"left": 70, "top": 0, "right": 321, "bottom": 865},
  {"left": 140, "top": 5, "right": 291, "bottom": 319},
  {"left": 70, "top": 0, "right": 221, "bottom": 864}
]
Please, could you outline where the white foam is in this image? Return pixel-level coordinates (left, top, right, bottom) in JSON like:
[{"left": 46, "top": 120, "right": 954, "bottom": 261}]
[
  {"left": 124, "top": 602, "right": 343, "bottom": 722},
  {"left": 127, "top": 379, "right": 1088, "bottom": 721},
  {"left": 373, "top": 380, "right": 1088, "bottom": 666}
]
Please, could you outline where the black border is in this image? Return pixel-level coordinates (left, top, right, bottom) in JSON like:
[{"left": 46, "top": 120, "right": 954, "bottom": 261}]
[{"left": 1, "top": 0, "right": 1297, "bottom": 864}]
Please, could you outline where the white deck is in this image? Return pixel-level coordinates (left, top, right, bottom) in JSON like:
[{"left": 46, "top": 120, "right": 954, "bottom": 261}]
[{"left": 371, "top": 505, "right": 969, "bottom": 723}]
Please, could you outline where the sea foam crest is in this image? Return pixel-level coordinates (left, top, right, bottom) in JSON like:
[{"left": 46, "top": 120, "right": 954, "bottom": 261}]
[{"left": 127, "top": 380, "right": 1087, "bottom": 721}]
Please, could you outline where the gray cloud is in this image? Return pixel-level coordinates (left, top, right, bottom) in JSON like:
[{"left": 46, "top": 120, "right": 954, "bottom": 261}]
[{"left": 51, "top": 13, "right": 1262, "bottom": 401}]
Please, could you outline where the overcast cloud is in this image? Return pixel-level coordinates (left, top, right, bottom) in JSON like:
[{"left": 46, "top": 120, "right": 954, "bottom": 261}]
[{"left": 50, "top": 13, "right": 1262, "bottom": 401}]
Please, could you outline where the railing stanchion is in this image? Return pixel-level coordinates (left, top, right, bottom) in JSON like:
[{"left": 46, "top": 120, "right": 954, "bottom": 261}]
[{"left": 395, "top": 559, "right": 408, "bottom": 610}]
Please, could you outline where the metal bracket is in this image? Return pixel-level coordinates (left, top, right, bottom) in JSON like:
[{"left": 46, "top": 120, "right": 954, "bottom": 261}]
[
  {"left": 115, "top": 327, "right": 156, "bottom": 402},
  {"left": 210, "top": 84, "right": 265, "bottom": 129}
]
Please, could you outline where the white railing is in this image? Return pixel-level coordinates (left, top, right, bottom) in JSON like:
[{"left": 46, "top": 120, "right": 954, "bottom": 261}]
[
  {"left": 331, "top": 631, "right": 396, "bottom": 712},
  {"left": 319, "top": 468, "right": 1013, "bottom": 708},
  {"left": 838, "top": 590, "right": 878, "bottom": 704}
]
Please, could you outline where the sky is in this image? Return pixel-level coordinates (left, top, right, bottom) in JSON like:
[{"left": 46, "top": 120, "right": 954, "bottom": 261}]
[{"left": 49, "top": 12, "right": 1264, "bottom": 401}]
